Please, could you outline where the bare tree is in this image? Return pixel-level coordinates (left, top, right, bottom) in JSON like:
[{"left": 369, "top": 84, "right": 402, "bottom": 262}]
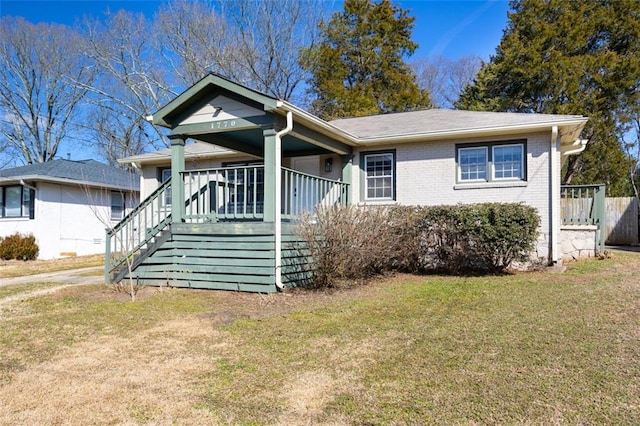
[
  {"left": 219, "top": 0, "right": 327, "bottom": 103},
  {"left": 621, "top": 115, "right": 640, "bottom": 199},
  {"left": 412, "top": 54, "right": 482, "bottom": 109},
  {"left": 155, "top": 0, "right": 235, "bottom": 86},
  {"left": 78, "top": 10, "right": 176, "bottom": 163},
  {"left": 0, "top": 17, "right": 95, "bottom": 165},
  {"left": 79, "top": 169, "right": 141, "bottom": 301}
]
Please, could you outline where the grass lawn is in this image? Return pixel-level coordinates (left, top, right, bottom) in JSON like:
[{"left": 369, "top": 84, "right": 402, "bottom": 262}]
[
  {"left": 0, "top": 254, "right": 103, "bottom": 278},
  {"left": 0, "top": 254, "right": 638, "bottom": 424}
]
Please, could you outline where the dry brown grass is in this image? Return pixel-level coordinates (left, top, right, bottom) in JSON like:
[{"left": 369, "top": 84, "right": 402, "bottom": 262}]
[
  {"left": 0, "top": 254, "right": 104, "bottom": 278},
  {"left": 0, "top": 253, "right": 639, "bottom": 424}
]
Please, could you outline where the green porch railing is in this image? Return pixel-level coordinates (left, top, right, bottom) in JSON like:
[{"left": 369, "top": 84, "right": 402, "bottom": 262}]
[
  {"left": 182, "top": 165, "right": 349, "bottom": 222},
  {"left": 105, "top": 179, "right": 172, "bottom": 282},
  {"left": 106, "top": 165, "right": 350, "bottom": 282},
  {"left": 560, "top": 184, "right": 606, "bottom": 253}
]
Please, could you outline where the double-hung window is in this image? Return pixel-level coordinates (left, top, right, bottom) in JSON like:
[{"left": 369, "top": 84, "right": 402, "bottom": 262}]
[
  {"left": 111, "top": 191, "right": 125, "bottom": 221},
  {"left": 0, "top": 185, "right": 35, "bottom": 219},
  {"left": 159, "top": 168, "right": 172, "bottom": 206},
  {"left": 457, "top": 141, "right": 525, "bottom": 183},
  {"left": 458, "top": 147, "right": 488, "bottom": 182},
  {"left": 362, "top": 151, "right": 395, "bottom": 201},
  {"left": 493, "top": 145, "right": 524, "bottom": 179}
]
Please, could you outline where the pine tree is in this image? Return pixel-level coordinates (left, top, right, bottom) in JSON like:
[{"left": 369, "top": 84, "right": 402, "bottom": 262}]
[
  {"left": 301, "top": 0, "right": 430, "bottom": 120},
  {"left": 456, "top": 0, "right": 640, "bottom": 196}
]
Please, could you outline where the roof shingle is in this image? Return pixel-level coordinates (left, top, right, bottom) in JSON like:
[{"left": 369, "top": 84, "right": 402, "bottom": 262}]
[{"left": 0, "top": 159, "right": 139, "bottom": 190}]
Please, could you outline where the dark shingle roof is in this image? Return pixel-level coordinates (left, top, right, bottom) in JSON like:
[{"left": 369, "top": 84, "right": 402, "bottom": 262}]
[{"left": 0, "top": 159, "right": 139, "bottom": 190}]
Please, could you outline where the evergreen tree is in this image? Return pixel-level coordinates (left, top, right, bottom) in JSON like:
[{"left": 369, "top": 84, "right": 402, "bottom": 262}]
[
  {"left": 301, "top": 0, "right": 430, "bottom": 120},
  {"left": 456, "top": 0, "right": 640, "bottom": 196}
]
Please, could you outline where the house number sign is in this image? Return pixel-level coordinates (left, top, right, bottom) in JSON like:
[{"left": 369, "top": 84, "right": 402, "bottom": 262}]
[{"left": 211, "top": 119, "right": 237, "bottom": 129}]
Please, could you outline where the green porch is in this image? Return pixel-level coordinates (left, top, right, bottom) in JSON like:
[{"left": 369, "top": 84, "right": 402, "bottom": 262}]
[{"left": 105, "top": 74, "right": 354, "bottom": 292}]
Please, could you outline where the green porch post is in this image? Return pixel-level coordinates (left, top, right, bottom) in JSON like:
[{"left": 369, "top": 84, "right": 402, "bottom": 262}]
[
  {"left": 263, "top": 128, "right": 278, "bottom": 222},
  {"left": 170, "top": 135, "right": 186, "bottom": 222},
  {"left": 342, "top": 154, "right": 353, "bottom": 205}
]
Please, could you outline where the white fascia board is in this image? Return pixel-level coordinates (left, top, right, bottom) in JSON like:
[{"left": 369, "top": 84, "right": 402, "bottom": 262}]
[
  {"left": 355, "top": 118, "right": 589, "bottom": 146},
  {"left": 274, "top": 101, "right": 360, "bottom": 145},
  {"left": 272, "top": 103, "right": 588, "bottom": 148},
  {"left": 0, "top": 175, "right": 139, "bottom": 192},
  {"left": 117, "top": 146, "right": 245, "bottom": 166}
]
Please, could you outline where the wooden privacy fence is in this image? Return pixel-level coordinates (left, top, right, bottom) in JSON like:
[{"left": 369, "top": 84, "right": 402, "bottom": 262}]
[
  {"left": 561, "top": 186, "right": 640, "bottom": 247},
  {"left": 604, "top": 197, "right": 639, "bottom": 245}
]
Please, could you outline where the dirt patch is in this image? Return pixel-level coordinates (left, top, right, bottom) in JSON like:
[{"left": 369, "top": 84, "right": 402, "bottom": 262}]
[{"left": 0, "top": 316, "right": 221, "bottom": 425}]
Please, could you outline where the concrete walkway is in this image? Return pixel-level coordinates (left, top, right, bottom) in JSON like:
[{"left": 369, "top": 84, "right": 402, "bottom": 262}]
[{"left": 0, "top": 266, "right": 104, "bottom": 287}]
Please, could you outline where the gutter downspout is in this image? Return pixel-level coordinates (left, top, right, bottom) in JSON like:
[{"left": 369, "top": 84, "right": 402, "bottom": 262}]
[
  {"left": 550, "top": 126, "right": 560, "bottom": 264},
  {"left": 274, "top": 110, "right": 293, "bottom": 289},
  {"left": 19, "top": 179, "right": 37, "bottom": 192}
]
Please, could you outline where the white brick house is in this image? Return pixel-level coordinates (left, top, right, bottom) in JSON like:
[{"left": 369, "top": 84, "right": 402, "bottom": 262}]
[
  {"left": 0, "top": 159, "right": 139, "bottom": 259},
  {"left": 110, "top": 74, "right": 589, "bottom": 292}
]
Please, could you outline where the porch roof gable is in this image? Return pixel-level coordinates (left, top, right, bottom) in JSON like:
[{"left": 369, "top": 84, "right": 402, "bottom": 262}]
[{"left": 152, "top": 73, "right": 279, "bottom": 128}]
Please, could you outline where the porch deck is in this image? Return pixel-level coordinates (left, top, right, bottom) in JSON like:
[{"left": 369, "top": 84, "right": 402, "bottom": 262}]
[{"left": 105, "top": 166, "right": 348, "bottom": 292}]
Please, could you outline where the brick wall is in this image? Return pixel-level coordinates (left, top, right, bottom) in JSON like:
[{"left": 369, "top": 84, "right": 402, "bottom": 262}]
[{"left": 352, "top": 131, "right": 554, "bottom": 261}]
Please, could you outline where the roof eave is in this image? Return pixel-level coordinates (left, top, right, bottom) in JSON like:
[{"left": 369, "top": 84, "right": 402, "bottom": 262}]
[
  {"left": 0, "top": 175, "right": 139, "bottom": 191},
  {"left": 354, "top": 118, "right": 589, "bottom": 146},
  {"left": 273, "top": 101, "right": 360, "bottom": 146}
]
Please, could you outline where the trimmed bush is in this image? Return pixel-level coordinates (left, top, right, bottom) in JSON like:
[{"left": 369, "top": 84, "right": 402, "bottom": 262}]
[
  {"left": 0, "top": 232, "right": 39, "bottom": 260},
  {"left": 296, "top": 203, "right": 540, "bottom": 288},
  {"left": 419, "top": 203, "right": 540, "bottom": 273}
]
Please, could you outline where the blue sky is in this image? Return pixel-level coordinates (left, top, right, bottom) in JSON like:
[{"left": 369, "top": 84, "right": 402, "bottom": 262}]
[{"left": 0, "top": 0, "right": 510, "bottom": 60}]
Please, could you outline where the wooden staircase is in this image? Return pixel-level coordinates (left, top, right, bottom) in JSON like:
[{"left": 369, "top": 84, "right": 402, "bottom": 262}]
[{"left": 105, "top": 165, "right": 348, "bottom": 292}]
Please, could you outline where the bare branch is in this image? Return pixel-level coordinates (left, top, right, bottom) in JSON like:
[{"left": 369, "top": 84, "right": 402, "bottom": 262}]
[{"left": 0, "top": 17, "right": 95, "bottom": 164}]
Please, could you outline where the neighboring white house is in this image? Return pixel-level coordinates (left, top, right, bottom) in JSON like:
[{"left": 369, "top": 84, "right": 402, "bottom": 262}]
[{"left": 0, "top": 159, "right": 139, "bottom": 259}]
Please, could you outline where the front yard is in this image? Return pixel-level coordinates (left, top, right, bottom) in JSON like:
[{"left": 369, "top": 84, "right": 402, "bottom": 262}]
[{"left": 0, "top": 254, "right": 638, "bottom": 424}]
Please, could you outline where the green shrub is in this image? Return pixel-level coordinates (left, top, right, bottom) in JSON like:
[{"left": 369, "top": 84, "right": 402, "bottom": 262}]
[
  {"left": 0, "top": 232, "right": 39, "bottom": 261},
  {"left": 419, "top": 203, "right": 540, "bottom": 273}
]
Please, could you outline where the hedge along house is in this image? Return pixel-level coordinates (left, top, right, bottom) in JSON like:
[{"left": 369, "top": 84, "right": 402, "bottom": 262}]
[{"left": 108, "top": 73, "right": 591, "bottom": 292}]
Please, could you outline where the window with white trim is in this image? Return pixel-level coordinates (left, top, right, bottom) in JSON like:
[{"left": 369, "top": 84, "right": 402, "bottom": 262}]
[
  {"left": 457, "top": 141, "right": 525, "bottom": 183},
  {"left": 458, "top": 147, "right": 487, "bottom": 182},
  {"left": 493, "top": 144, "right": 524, "bottom": 179},
  {"left": 362, "top": 151, "right": 395, "bottom": 200}
]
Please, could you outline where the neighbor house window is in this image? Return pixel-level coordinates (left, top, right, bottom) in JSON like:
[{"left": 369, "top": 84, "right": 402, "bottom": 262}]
[
  {"left": 362, "top": 151, "right": 395, "bottom": 201},
  {"left": 0, "top": 185, "right": 35, "bottom": 219},
  {"left": 159, "top": 167, "right": 172, "bottom": 206},
  {"left": 457, "top": 141, "right": 526, "bottom": 183},
  {"left": 111, "top": 191, "right": 125, "bottom": 221}
]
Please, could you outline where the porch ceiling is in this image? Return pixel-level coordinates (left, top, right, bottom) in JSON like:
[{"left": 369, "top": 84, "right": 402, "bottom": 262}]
[{"left": 190, "top": 129, "right": 334, "bottom": 158}]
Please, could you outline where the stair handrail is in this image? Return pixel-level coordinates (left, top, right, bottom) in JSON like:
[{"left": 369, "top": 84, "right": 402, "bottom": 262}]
[{"left": 105, "top": 179, "right": 172, "bottom": 281}]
